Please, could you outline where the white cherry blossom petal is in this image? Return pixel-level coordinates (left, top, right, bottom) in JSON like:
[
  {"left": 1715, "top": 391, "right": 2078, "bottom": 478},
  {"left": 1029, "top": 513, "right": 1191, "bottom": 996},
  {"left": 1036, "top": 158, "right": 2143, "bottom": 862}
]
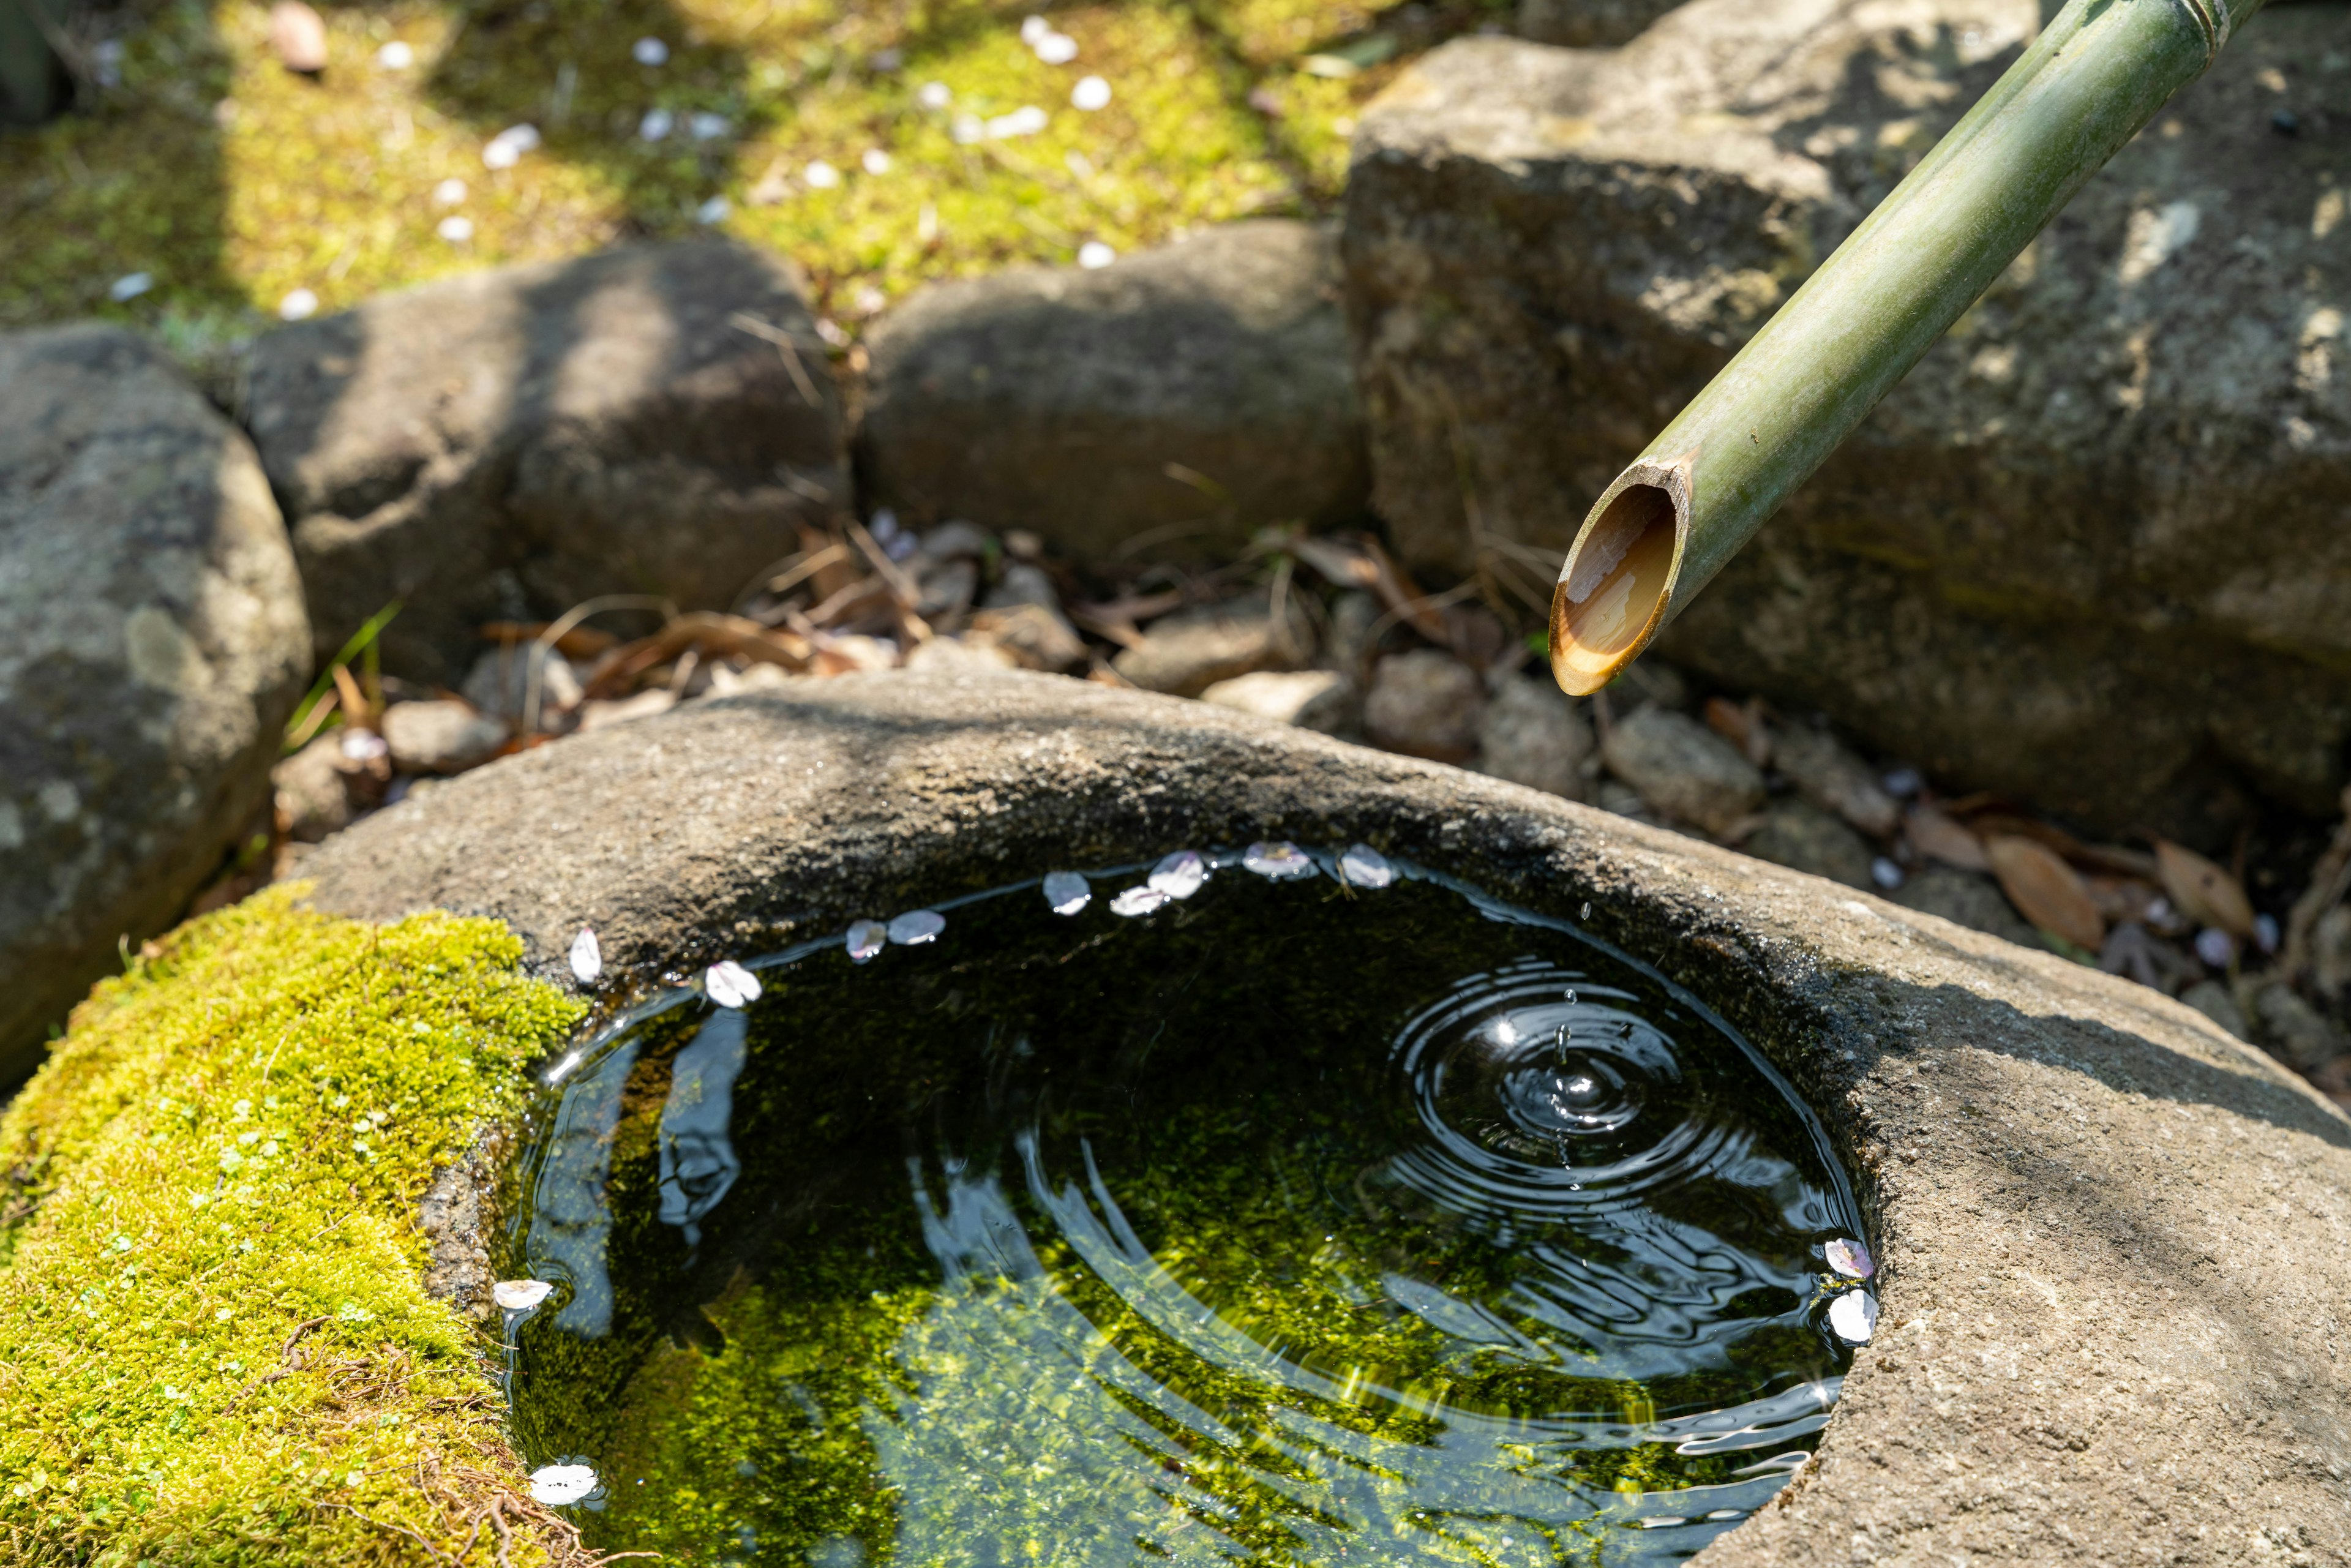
[
  {"left": 568, "top": 927, "right": 602, "bottom": 982},
  {"left": 1338, "top": 844, "right": 1393, "bottom": 889},
  {"left": 493, "top": 1279, "right": 555, "bottom": 1311},
  {"left": 846, "top": 920, "right": 888, "bottom": 963},
  {"left": 1043, "top": 872, "right": 1090, "bottom": 915},
  {"left": 1109, "top": 886, "right": 1171, "bottom": 917},
  {"left": 1824, "top": 1237, "right": 1874, "bottom": 1280},
  {"left": 529, "top": 1463, "right": 598, "bottom": 1506},
  {"left": 888, "top": 910, "right": 945, "bottom": 945},
  {"left": 1243, "top": 841, "right": 1315, "bottom": 879},
  {"left": 1828, "top": 1290, "right": 1878, "bottom": 1345},
  {"left": 705, "top": 960, "right": 761, "bottom": 1007},
  {"left": 1148, "top": 850, "right": 1206, "bottom": 900}
]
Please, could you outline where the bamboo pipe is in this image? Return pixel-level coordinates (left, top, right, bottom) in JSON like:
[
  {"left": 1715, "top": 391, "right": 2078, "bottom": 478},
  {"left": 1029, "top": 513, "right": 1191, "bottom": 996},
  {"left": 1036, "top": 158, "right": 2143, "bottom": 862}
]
[{"left": 1549, "top": 0, "right": 2264, "bottom": 696}]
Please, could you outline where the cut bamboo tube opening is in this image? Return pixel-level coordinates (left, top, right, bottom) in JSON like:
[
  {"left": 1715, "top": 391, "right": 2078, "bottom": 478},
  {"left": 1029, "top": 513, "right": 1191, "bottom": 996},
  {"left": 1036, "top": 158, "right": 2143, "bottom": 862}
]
[{"left": 1550, "top": 0, "right": 2263, "bottom": 696}]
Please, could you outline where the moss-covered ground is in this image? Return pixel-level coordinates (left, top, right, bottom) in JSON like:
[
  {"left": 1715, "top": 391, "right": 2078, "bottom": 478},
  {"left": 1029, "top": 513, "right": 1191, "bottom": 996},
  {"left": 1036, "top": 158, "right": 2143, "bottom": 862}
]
[
  {"left": 2, "top": 0, "right": 1503, "bottom": 360},
  {"left": 0, "top": 887, "right": 587, "bottom": 1565}
]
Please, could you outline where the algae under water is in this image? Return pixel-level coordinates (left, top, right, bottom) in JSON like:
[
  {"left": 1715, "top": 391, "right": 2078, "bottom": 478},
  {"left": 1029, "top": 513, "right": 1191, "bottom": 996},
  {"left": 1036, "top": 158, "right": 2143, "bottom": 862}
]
[{"left": 507, "top": 850, "right": 1871, "bottom": 1566}]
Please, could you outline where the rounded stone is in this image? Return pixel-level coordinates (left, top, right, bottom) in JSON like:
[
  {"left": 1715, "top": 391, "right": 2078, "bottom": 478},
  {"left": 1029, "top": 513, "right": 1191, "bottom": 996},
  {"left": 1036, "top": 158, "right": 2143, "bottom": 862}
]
[{"left": 306, "top": 668, "right": 2351, "bottom": 1564}]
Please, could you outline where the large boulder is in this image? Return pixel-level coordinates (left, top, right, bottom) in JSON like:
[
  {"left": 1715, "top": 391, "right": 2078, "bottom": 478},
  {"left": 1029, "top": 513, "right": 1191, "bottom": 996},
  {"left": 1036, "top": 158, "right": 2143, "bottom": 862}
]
[
  {"left": 0, "top": 324, "right": 310, "bottom": 1079},
  {"left": 246, "top": 239, "right": 848, "bottom": 683},
  {"left": 1344, "top": 0, "right": 2351, "bottom": 840},
  {"left": 860, "top": 220, "right": 1368, "bottom": 559},
  {"left": 303, "top": 668, "right": 2351, "bottom": 1563}
]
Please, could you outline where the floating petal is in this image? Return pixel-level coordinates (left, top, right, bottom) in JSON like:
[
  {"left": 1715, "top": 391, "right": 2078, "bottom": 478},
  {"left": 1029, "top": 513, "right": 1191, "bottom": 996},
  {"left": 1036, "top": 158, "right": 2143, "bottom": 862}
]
[
  {"left": 1338, "top": 844, "right": 1393, "bottom": 889},
  {"left": 1071, "top": 75, "right": 1111, "bottom": 110},
  {"left": 1243, "top": 841, "right": 1315, "bottom": 879},
  {"left": 1042, "top": 872, "right": 1090, "bottom": 915},
  {"left": 706, "top": 960, "right": 762, "bottom": 1007},
  {"left": 888, "top": 910, "right": 945, "bottom": 945},
  {"left": 568, "top": 927, "right": 602, "bottom": 983},
  {"left": 529, "top": 1463, "right": 598, "bottom": 1506},
  {"left": 1828, "top": 1290, "right": 1878, "bottom": 1345},
  {"left": 493, "top": 1279, "right": 554, "bottom": 1311},
  {"left": 1148, "top": 851, "right": 1206, "bottom": 900},
  {"left": 1109, "top": 887, "right": 1171, "bottom": 917},
  {"left": 846, "top": 920, "right": 888, "bottom": 963},
  {"left": 1824, "top": 1237, "right": 1873, "bottom": 1279}
]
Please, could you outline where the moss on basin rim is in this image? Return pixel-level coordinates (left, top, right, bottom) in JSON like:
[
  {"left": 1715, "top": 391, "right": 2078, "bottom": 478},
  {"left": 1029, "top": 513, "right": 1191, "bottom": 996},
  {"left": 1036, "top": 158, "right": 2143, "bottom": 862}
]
[{"left": 0, "top": 887, "right": 585, "bottom": 1565}]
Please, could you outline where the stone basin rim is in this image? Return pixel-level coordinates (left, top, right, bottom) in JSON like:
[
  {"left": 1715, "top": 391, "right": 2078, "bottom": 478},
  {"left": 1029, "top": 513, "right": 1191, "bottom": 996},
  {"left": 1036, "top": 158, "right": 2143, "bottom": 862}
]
[{"left": 301, "top": 668, "right": 2351, "bottom": 1567}]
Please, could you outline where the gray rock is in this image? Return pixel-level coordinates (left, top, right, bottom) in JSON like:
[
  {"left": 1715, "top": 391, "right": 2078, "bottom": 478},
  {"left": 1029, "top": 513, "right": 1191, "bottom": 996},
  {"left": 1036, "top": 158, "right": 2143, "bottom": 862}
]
[
  {"left": 1595, "top": 779, "right": 1646, "bottom": 818},
  {"left": 904, "top": 634, "right": 1020, "bottom": 673},
  {"left": 2180, "top": 979, "right": 2252, "bottom": 1043},
  {"left": 1515, "top": 0, "right": 1682, "bottom": 45},
  {"left": 1771, "top": 725, "right": 1899, "bottom": 839},
  {"left": 461, "top": 645, "right": 581, "bottom": 730},
  {"left": 247, "top": 239, "right": 847, "bottom": 684},
  {"left": 862, "top": 220, "right": 1367, "bottom": 560},
  {"left": 1890, "top": 865, "right": 2040, "bottom": 949},
  {"left": 2313, "top": 903, "right": 2351, "bottom": 1002},
  {"left": 1741, "top": 798, "right": 1873, "bottom": 890},
  {"left": 983, "top": 562, "right": 1063, "bottom": 614},
  {"left": 382, "top": 699, "right": 509, "bottom": 776},
  {"left": 966, "top": 603, "right": 1087, "bottom": 673},
  {"left": 304, "top": 668, "right": 2351, "bottom": 1566},
  {"left": 1475, "top": 674, "right": 1591, "bottom": 798},
  {"left": 0, "top": 324, "right": 310, "bottom": 1078},
  {"left": 1199, "top": 669, "right": 1358, "bottom": 735},
  {"left": 1111, "top": 591, "right": 1310, "bottom": 697},
  {"left": 1599, "top": 706, "right": 1764, "bottom": 835},
  {"left": 1344, "top": 1, "right": 2351, "bottom": 839},
  {"left": 2245, "top": 980, "right": 2349, "bottom": 1073},
  {"left": 1365, "top": 649, "right": 1483, "bottom": 762},
  {"left": 919, "top": 520, "right": 997, "bottom": 560},
  {"left": 274, "top": 733, "right": 359, "bottom": 843}
]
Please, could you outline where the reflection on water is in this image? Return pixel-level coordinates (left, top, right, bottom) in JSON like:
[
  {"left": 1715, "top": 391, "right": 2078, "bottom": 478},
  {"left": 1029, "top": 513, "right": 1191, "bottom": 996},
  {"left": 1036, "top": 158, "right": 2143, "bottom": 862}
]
[{"left": 509, "top": 851, "right": 1870, "bottom": 1566}]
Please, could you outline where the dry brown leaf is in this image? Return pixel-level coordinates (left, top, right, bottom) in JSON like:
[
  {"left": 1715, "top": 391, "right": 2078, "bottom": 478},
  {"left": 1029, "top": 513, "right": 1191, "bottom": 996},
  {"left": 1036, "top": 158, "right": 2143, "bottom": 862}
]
[
  {"left": 2154, "top": 839, "right": 2255, "bottom": 937},
  {"left": 1984, "top": 835, "right": 2104, "bottom": 950},
  {"left": 1905, "top": 805, "right": 1989, "bottom": 871},
  {"left": 1288, "top": 534, "right": 1380, "bottom": 590}
]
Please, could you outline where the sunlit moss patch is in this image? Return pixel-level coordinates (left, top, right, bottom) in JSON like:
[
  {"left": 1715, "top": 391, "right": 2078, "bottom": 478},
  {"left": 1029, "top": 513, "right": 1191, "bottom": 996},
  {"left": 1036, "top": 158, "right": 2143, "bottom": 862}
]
[{"left": 0, "top": 887, "right": 585, "bottom": 1565}]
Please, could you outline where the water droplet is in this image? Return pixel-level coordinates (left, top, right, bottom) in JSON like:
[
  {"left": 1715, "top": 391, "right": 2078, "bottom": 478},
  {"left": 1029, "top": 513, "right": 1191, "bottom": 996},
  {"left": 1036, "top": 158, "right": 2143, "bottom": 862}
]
[
  {"left": 1041, "top": 871, "right": 1091, "bottom": 915},
  {"left": 1828, "top": 1289, "right": 1878, "bottom": 1344},
  {"left": 845, "top": 921, "right": 888, "bottom": 964},
  {"left": 888, "top": 910, "right": 945, "bottom": 946},
  {"left": 493, "top": 1278, "right": 554, "bottom": 1311},
  {"left": 706, "top": 960, "right": 762, "bottom": 1006},
  {"left": 1824, "top": 1237, "right": 1874, "bottom": 1279},
  {"left": 1338, "top": 844, "right": 1393, "bottom": 889},
  {"left": 568, "top": 927, "right": 602, "bottom": 982},
  {"left": 1243, "top": 841, "right": 1315, "bottom": 879},
  {"left": 1148, "top": 850, "right": 1206, "bottom": 899},
  {"left": 530, "top": 1463, "right": 599, "bottom": 1506},
  {"left": 1109, "top": 886, "right": 1171, "bottom": 917}
]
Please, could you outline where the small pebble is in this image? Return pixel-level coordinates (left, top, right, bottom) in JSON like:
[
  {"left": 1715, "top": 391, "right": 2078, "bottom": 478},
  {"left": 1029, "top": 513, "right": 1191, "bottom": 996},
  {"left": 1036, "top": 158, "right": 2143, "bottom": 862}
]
[
  {"left": 568, "top": 927, "right": 601, "bottom": 982},
  {"left": 279, "top": 288, "right": 320, "bottom": 321},
  {"left": 1828, "top": 1290, "right": 1878, "bottom": 1345},
  {"left": 376, "top": 39, "right": 414, "bottom": 69},
  {"left": 108, "top": 272, "right": 153, "bottom": 302},
  {"left": 1110, "top": 886, "right": 1171, "bottom": 917},
  {"left": 803, "top": 159, "right": 841, "bottom": 189},
  {"left": 1043, "top": 871, "right": 1091, "bottom": 915},
  {"left": 1148, "top": 850, "right": 1207, "bottom": 900},
  {"left": 1338, "top": 844, "right": 1393, "bottom": 890},
  {"left": 846, "top": 920, "right": 887, "bottom": 963},
  {"left": 432, "top": 177, "right": 467, "bottom": 206},
  {"left": 530, "top": 1465, "right": 598, "bottom": 1506},
  {"left": 705, "top": 959, "right": 762, "bottom": 1007},
  {"left": 861, "top": 147, "right": 892, "bottom": 174},
  {"left": 639, "top": 107, "right": 673, "bottom": 141},
  {"left": 632, "top": 36, "right": 669, "bottom": 66},
  {"left": 437, "top": 215, "right": 474, "bottom": 242},
  {"left": 1077, "top": 240, "right": 1115, "bottom": 269},
  {"left": 888, "top": 909, "right": 945, "bottom": 945},
  {"left": 492, "top": 1279, "right": 554, "bottom": 1311},
  {"left": 1070, "top": 75, "right": 1111, "bottom": 110}
]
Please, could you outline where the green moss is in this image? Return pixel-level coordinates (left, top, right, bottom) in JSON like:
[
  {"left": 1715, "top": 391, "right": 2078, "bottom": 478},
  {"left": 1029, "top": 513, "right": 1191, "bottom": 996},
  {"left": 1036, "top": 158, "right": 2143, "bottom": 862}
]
[
  {"left": 0, "top": 887, "right": 587, "bottom": 1565},
  {"left": 0, "top": 0, "right": 1502, "bottom": 344}
]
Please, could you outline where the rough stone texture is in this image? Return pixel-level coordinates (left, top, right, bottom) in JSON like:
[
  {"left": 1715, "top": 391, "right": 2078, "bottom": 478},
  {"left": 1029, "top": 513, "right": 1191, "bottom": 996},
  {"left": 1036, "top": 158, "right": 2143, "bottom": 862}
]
[
  {"left": 1111, "top": 591, "right": 1310, "bottom": 697},
  {"left": 304, "top": 669, "right": 2351, "bottom": 1564},
  {"left": 1771, "top": 726, "right": 1899, "bottom": 839},
  {"left": 246, "top": 239, "right": 847, "bottom": 684},
  {"left": 0, "top": 324, "right": 310, "bottom": 1080},
  {"left": 1344, "top": 0, "right": 2351, "bottom": 841},
  {"left": 1600, "top": 706, "right": 1765, "bottom": 835},
  {"left": 462, "top": 645, "right": 580, "bottom": 729},
  {"left": 383, "top": 699, "right": 508, "bottom": 776},
  {"left": 861, "top": 220, "right": 1367, "bottom": 560},
  {"left": 1363, "top": 648, "right": 1483, "bottom": 761},
  {"left": 1476, "top": 675, "right": 1592, "bottom": 800},
  {"left": 1743, "top": 798, "right": 1873, "bottom": 890},
  {"left": 1199, "top": 669, "right": 1358, "bottom": 735}
]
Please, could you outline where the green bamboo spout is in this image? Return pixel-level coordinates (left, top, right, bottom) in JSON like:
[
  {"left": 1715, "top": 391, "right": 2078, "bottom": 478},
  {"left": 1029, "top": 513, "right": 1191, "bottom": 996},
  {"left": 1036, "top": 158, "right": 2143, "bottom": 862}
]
[{"left": 1549, "top": 0, "right": 2263, "bottom": 696}]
